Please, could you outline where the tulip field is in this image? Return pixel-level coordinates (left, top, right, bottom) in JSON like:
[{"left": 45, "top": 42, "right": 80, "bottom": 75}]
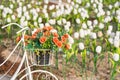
[{"left": 0, "top": 0, "right": 120, "bottom": 80}]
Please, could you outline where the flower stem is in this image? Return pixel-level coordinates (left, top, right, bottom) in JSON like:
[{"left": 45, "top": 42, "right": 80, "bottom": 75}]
[
  {"left": 55, "top": 51, "right": 58, "bottom": 69},
  {"left": 110, "top": 63, "right": 117, "bottom": 80},
  {"left": 93, "top": 54, "right": 97, "bottom": 74}
]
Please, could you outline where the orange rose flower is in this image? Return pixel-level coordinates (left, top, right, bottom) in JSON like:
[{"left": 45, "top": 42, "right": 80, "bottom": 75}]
[
  {"left": 56, "top": 41, "right": 62, "bottom": 48},
  {"left": 36, "top": 28, "right": 41, "bottom": 33},
  {"left": 31, "top": 35, "right": 36, "bottom": 39},
  {"left": 63, "top": 34, "right": 69, "bottom": 38},
  {"left": 53, "top": 37, "right": 59, "bottom": 43},
  {"left": 61, "top": 36, "right": 66, "bottom": 43},
  {"left": 65, "top": 44, "right": 71, "bottom": 50},
  {"left": 24, "top": 35, "right": 30, "bottom": 40},
  {"left": 43, "top": 26, "right": 53, "bottom": 31},
  {"left": 16, "top": 36, "right": 21, "bottom": 42},
  {"left": 25, "top": 41, "right": 28, "bottom": 46},
  {"left": 53, "top": 32, "right": 59, "bottom": 37},
  {"left": 47, "top": 26, "right": 53, "bottom": 31},
  {"left": 39, "top": 36, "right": 47, "bottom": 43},
  {"left": 43, "top": 31, "right": 50, "bottom": 36}
]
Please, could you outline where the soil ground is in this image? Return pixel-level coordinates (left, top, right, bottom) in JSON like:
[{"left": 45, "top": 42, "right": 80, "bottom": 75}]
[{"left": 0, "top": 38, "right": 120, "bottom": 80}]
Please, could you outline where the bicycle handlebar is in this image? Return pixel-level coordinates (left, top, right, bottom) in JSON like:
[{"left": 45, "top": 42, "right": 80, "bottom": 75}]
[
  {"left": 1, "top": 23, "right": 29, "bottom": 34},
  {"left": 1, "top": 23, "right": 23, "bottom": 29}
]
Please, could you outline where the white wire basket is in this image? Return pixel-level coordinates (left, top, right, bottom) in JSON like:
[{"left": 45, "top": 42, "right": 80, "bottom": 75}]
[{"left": 27, "top": 49, "right": 54, "bottom": 66}]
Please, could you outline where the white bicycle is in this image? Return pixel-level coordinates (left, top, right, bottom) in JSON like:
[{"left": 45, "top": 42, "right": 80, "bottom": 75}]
[{"left": 0, "top": 23, "right": 58, "bottom": 80}]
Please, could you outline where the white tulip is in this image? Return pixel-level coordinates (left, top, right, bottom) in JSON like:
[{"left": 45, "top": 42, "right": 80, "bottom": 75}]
[
  {"left": 91, "top": 0, "right": 94, "bottom": 3},
  {"left": 33, "top": 16, "right": 37, "bottom": 21},
  {"left": 62, "top": 18, "right": 67, "bottom": 24},
  {"left": 114, "top": 36, "right": 119, "bottom": 41},
  {"left": 86, "top": 3, "right": 90, "bottom": 7},
  {"left": 19, "top": 2, "right": 22, "bottom": 6},
  {"left": 39, "top": 23, "right": 44, "bottom": 29},
  {"left": 107, "top": 30, "right": 112, "bottom": 36},
  {"left": 45, "top": 23, "right": 50, "bottom": 26},
  {"left": 90, "top": 32, "right": 97, "bottom": 39},
  {"left": 2, "top": 12, "right": 6, "bottom": 18},
  {"left": 8, "top": 9, "right": 13, "bottom": 14},
  {"left": 114, "top": 2, "right": 119, "bottom": 7},
  {"left": 38, "top": 17, "right": 42, "bottom": 23},
  {"left": 93, "top": 20, "right": 98, "bottom": 26},
  {"left": 10, "top": 4, "right": 13, "bottom": 9},
  {"left": 18, "top": 13, "right": 22, "bottom": 18},
  {"left": 67, "top": 0, "right": 71, "bottom": 3},
  {"left": 73, "top": 9, "right": 78, "bottom": 14},
  {"left": 114, "top": 40, "right": 119, "bottom": 48},
  {"left": 44, "top": 0, "right": 49, "bottom": 4},
  {"left": 49, "top": 5, "right": 55, "bottom": 10},
  {"left": 107, "top": 11, "right": 110, "bottom": 15},
  {"left": 50, "top": 29, "right": 57, "bottom": 33},
  {"left": 68, "top": 36, "right": 74, "bottom": 44},
  {"left": 57, "top": 20, "right": 62, "bottom": 25},
  {"left": 36, "top": 8, "right": 40, "bottom": 12},
  {"left": 116, "top": 31, "right": 120, "bottom": 37},
  {"left": 98, "top": 31, "right": 103, "bottom": 38},
  {"left": 44, "top": 5, "right": 48, "bottom": 9},
  {"left": 24, "top": 11, "right": 29, "bottom": 17},
  {"left": 87, "top": 21, "right": 92, "bottom": 26},
  {"left": 94, "top": 9, "right": 98, "bottom": 13},
  {"left": 32, "top": 29, "right": 37, "bottom": 34},
  {"left": 99, "top": 0, "right": 103, "bottom": 2},
  {"left": 96, "top": 46, "right": 102, "bottom": 54},
  {"left": 76, "top": 18, "right": 80, "bottom": 24},
  {"left": 24, "top": 21, "right": 28, "bottom": 27},
  {"left": 108, "top": 38, "right": 113, "bottom": 44},
  {"left": 99, "top": 23, "right": 104, "bottom": 29},
  {"left": 87, "top": 29, "right": 91, "bottom": 35},
  {"left": 113, "top": 53, "right": 119, "bottom": 61},
  {"left": 64, "top": 25, "right": 69, "bottom": 32},
  {"left": 45, "top": 13, "right": 48, "bottom": 18},
  {"left": 71, "top": 1, "right": 75, "bottom": 6},
  {"left": 79, "top": 29, "right": 85, "bottom": 38},
  {"left": 76, "top": 0, "right": 82, "bottom": 4},
  {"left": 75, "top": 4, "right": 79, "bottom": 8},
  {"left": 74, "top": 32, "right": 79, "bottom": 39},
  {"left": 27, "top": 4, "right": 32, "bottom": 9},
  {"left": 49, "top": 19, "right": 56, "bottom": 25},
  {"left": 110, "top": 32, "right": 115, "bottom": 38},
  {"left": 109, "top": 5, "right": 112, "bottom": 9},
  {"left": 7, "top": 17, "right": 11, "bottom": 23},
  {"left": 26, "top": 15, "right": 30, "bottom": 20},
  {"left": 34, "top": 21, "right": 38, "bottom": 26},
  {"left": 66, "top": 21, "right": 71, "bottom": 27},
  {"left": 23, "top": 6, "right": 27, "bottom": 12},
  {"left": 104, "top": 16, "right": 112, "bottom": 23},
  {"left": 93, "top": 3, "right": 97, "bottom": 8},
  {"left": 79, "top": 42, "right": 84, "bottom": 50},
  {"left": 84, "top": 30, "right": 88, "bottom": 36},
  {"left": 108, "top": 25, "right": 113, "bottom": 31},
  {"left": 0, "top": 5, "right": 4, "bottom": 9},
  {"left": 89, "top": 26, "right": 94, "bottom": 30},
  {"left": 78, "top": 8, "right": 81, "bottom": 13},
  {"left": 11, "top": 15, "right": 15, "bottom": 20},
  {"left": 20, "top": 16, "right": 25, "bottom": 23}
]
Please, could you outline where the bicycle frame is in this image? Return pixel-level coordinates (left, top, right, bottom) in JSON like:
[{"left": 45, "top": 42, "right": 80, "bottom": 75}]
[{"left": 1, "top": 23, "right": 58, "bottom": 80}]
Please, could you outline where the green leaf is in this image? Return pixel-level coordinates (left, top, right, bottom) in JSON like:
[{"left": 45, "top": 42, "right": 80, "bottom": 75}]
[
  {"left": 25, "top": 43, "right": 33, "bottom": 50},
  {"left": 110, "top": 59, "right": 115, "bottom": 67}
]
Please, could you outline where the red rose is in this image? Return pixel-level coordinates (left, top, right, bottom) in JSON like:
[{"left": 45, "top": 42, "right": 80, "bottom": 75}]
[
  {"left": 16, "top": 36, "right": 21, "bottom": 42},
  {"left": 65, "top": 44, "right": 71, "bottom": 50},
  {"left": 39, "top": 36, "right": 47, "bottom": 43},
  {"left": 56, "top": 41, "right": 62, "bottom": 48},
  {"left": 63, "top": 34, "right": 69, "bottom": 38}
]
